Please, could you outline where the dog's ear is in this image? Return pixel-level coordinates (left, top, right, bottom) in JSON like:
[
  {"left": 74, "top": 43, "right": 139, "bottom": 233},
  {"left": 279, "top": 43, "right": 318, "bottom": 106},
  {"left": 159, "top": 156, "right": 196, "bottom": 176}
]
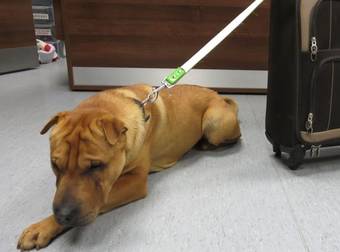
[
  {"left": 40, "top": 112, "right": 69, "bottom": 135},
  {"left": 100, "top": 117, "right": 128, "bottom": 145}
]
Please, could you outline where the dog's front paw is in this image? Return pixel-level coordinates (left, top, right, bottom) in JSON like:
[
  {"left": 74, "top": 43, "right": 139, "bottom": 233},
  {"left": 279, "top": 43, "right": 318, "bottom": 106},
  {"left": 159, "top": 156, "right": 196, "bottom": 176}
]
[{"left": 17, "top": 216, "right": 63, "bottom": 251}]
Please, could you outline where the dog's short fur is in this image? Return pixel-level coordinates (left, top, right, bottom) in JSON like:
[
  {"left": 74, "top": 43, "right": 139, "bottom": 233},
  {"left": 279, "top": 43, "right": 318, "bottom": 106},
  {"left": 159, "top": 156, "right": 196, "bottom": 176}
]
[{"left": 17, "top": 84, "right": 240, "bottom": 250}]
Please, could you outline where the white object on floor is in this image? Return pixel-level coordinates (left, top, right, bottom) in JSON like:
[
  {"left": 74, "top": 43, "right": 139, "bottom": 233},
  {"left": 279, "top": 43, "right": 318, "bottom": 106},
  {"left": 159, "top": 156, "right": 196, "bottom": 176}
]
[{"left": 36, "top": 39, "right": 58, "bottom": 64}]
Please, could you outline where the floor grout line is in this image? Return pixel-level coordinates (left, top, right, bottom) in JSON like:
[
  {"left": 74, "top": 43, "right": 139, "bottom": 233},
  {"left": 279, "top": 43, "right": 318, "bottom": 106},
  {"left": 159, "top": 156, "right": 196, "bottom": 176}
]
[{"left": 272, "top": 164, "right": 311, "bottom": 252}]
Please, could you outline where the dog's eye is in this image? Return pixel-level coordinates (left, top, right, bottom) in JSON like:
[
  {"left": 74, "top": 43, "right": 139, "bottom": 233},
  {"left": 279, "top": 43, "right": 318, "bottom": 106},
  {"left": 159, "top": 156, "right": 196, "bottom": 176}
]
[{"left": 89, "top": 161, "right": 105, "bottom": 172}]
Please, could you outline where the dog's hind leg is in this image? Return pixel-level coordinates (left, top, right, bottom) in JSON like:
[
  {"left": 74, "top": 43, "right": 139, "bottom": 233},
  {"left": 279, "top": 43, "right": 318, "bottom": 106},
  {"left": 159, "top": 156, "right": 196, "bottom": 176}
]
[{"left": 197, "top": 97, "right": 241, "bottom": 150}]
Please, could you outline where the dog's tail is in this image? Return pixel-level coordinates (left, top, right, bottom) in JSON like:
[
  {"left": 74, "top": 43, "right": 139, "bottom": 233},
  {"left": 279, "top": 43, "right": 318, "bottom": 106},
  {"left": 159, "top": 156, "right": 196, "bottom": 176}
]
[{"left": 223, "top": 97, "right": 239, "bottom": 114}]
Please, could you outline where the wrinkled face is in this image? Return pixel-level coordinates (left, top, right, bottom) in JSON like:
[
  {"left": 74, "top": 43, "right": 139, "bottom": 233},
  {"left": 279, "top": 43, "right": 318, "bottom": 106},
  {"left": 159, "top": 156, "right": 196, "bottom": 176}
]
[{"left": 42, "top": 111, "right": 127, "bottom": 227}]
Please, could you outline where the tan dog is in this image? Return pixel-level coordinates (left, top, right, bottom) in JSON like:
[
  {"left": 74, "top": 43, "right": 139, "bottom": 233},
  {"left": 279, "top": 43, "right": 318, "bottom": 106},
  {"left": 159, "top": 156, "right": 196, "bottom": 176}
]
[{"left": 17, "top": 84, "right": 240, "bottom": 250}]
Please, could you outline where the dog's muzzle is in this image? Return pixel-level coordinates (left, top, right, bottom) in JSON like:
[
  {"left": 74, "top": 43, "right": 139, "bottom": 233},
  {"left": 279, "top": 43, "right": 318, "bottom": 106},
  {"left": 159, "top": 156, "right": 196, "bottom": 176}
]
[{"left": 53, "top": 201, "right": 81, "bottom": 227}]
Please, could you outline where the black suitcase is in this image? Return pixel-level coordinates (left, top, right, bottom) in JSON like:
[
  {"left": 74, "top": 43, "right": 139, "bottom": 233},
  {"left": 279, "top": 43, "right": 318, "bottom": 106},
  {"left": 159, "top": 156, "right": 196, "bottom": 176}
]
[{"left": 266, "top": 0, "right": 340, "bottom": 169}]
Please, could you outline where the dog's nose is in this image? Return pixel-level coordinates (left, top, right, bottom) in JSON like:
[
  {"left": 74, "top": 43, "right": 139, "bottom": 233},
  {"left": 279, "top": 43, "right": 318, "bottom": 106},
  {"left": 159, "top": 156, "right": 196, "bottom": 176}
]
[{"left": 53, "top": 203, "right": 80, "bottom": 226}]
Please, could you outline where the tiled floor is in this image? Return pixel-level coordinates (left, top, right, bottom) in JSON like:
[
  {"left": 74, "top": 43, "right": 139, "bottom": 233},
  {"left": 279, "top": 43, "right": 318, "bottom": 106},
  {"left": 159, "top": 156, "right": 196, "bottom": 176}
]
[{"left": 1, "top": 60, "right": 340, "bottom": 252}]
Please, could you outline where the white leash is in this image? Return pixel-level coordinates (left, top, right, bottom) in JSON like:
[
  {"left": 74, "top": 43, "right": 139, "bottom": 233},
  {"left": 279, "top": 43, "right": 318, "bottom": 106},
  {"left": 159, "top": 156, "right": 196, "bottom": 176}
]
[{"left": 142, "top": 0, "right": 264, "bottom": 105}]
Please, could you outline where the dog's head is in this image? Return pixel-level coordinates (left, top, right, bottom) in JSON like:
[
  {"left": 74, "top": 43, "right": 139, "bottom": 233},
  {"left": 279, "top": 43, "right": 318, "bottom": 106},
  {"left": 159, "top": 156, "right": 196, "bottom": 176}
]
[{"left": 41, "top": 109, "right": 128, "bottom": 227}]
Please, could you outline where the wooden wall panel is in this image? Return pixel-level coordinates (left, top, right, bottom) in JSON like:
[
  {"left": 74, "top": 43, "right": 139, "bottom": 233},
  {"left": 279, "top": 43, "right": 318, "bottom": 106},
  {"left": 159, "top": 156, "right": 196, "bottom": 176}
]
[
  {"left": 65, "top": 0, "right": 270, "bottom": 8},
  {"left": 68, "top": 35, "right": 266, "bottom": 69},
  {"left": 0, "top": 0, "right": 36, "bottom": 49},
  {"left": 59, "top": 0, "right": 269, "bottom": 70}
]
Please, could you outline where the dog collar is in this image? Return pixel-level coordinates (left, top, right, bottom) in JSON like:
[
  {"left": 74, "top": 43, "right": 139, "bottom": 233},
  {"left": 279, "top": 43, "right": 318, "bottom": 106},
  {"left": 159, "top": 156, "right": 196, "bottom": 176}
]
[{"left": 131, "top": 98, "right": 150, "bottom": 123}]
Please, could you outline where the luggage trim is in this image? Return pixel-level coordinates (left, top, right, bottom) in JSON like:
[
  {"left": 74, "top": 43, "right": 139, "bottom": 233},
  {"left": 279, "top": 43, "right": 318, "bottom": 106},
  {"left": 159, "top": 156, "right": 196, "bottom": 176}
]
[
  {"left": 327, "top": 62, "right": 335, "bottom": 130},
  {"left": 329, "top": 0, "right": 333, "bottom": 48},
  {"left": 300, "top": 0, "right": 319, "bottom": 51},
  {"left": 301, "top": 129, "right": 340, "bottom": 144},
  {"left": 307, "top": 54, "right": 340, "bottom": 135}
]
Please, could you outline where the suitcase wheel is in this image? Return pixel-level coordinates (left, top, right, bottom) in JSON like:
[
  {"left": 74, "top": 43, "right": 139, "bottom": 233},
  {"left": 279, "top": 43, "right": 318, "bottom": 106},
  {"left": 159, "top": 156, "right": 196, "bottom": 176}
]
[
  {"left": 273, "top": 145, "right": 281, "bottom": 157},
  {"left": 287, "top": 146, "right": 305, "bottom": 170}
]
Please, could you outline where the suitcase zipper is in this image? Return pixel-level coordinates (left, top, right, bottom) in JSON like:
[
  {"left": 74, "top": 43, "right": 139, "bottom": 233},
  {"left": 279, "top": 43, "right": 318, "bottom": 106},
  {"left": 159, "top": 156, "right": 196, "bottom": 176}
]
[
  {"left": 309, "top": 0, "right": 334, "bottom": 61},
  {"left": 305, "top": 113, "right": 314, "bottom": 133},
  {"left": 309, "top": 0, "right": 322, "bottom": 61},
  {"left": 311, "top": 37, "right": 318, "bottom": 62}
]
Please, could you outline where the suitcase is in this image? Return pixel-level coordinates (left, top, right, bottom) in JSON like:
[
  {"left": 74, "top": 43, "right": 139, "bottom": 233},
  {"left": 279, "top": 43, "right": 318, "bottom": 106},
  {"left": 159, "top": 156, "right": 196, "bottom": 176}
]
[{"left": 266, "top": 0, "right": 340, "bottom": 169}]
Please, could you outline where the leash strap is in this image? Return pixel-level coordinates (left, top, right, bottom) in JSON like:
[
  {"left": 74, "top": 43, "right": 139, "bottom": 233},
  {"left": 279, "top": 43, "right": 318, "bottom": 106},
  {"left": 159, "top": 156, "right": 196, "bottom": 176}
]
[{"left": 142, "top": 0, "right": 264, "bottom": 106}]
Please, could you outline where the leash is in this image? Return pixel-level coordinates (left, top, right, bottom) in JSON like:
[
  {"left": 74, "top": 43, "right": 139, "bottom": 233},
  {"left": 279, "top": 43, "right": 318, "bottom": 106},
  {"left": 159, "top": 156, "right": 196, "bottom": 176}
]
[{"left": 141, "top": 0, "right": 264, "bottom": 106}]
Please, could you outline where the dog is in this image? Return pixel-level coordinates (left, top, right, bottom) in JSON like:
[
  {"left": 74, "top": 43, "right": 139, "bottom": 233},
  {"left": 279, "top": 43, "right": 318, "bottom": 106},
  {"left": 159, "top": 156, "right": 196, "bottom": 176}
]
[{"left": 17, "top": 84, "right": 241, "bottom": 250}]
